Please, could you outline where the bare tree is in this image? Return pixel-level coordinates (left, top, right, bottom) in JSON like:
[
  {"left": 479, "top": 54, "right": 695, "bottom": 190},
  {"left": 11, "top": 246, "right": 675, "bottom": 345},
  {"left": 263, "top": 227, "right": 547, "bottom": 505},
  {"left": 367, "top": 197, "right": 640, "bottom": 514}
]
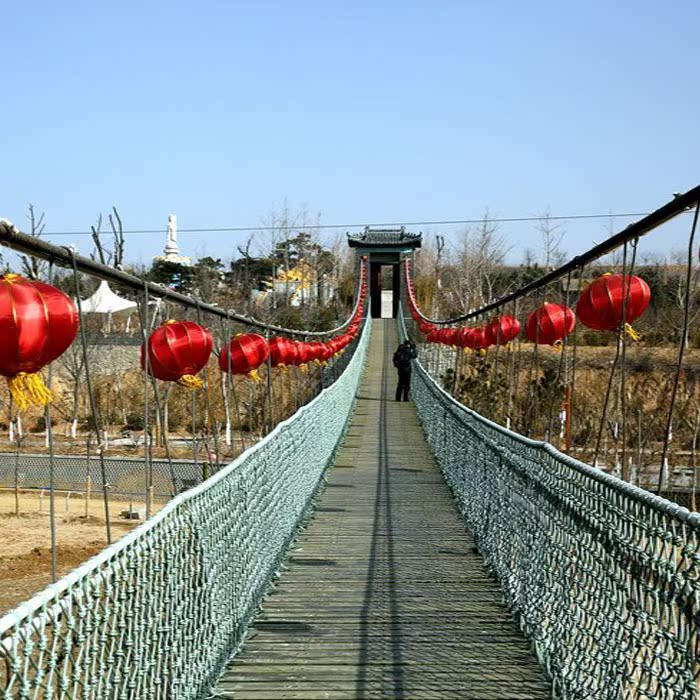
[
  {"left": 448, "top": 211, "right": 508, "bottom": 314},
  {"left": 537, "top": 208, "right": 566, "bottom": 269},
  {"left": 91, "top": 207, "right": 126, "bottom": 268},
  {"left": 20, "top": 204, "right": 47, "bottom": 279}
]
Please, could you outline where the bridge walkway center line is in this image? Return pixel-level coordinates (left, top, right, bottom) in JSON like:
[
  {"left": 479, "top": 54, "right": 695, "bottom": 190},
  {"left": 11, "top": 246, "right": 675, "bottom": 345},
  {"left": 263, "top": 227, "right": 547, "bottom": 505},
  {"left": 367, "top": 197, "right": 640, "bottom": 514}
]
[{"left": 210, "top": 319, "right": 551, "bottom": 699}]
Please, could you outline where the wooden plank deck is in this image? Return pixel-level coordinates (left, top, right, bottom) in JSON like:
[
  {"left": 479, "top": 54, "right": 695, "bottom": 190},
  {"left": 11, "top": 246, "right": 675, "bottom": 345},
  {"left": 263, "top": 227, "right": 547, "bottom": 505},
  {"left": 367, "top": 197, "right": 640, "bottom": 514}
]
[{"left": 210, "top": 320, "right": 551, "bottom": 699}]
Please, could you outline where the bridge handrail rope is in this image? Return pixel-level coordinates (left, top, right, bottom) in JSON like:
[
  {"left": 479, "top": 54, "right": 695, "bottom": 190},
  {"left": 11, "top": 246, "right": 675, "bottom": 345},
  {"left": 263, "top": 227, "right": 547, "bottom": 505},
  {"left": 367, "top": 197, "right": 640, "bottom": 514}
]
[
  {"left": 0, "top": 219, "right": 366, "bottom": 338},
  {"left": 0, "top": 311, "right": 372, "bottom": 698},
  {"left": 409, "top": 184, "right": 700, "bottom": 325},
  {"left": 398, "top": 305, "right": 700, "bottom": 698}
]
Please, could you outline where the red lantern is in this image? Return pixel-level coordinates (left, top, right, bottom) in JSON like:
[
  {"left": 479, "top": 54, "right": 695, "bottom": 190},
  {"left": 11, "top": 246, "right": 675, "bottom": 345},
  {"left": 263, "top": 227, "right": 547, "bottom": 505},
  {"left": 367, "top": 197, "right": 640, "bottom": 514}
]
[
  {"left": 486, "top": 315, "right": 520, "bottom": 346},
  {"left": 525, "top": 303, "right": 575, "bottom": 345},
  {"left": 141, "top": 320, "right": 213, "bottom": 389},
  {"left": 293, "top": 342, "right": 313, "bottom": 370},
  {"left": 441, "top": 328, "right": 461, "bottom": 346},
  {"left": 268, "top": 336, "right": 299, "bottom": 369},
  {"left": 576, "top": 274, "right": 651, "bottom": 338},
  {"left": 458, "top": 327, "right": 475, "bottom": 349},
  {"left": 308, "top": 341, "right": 327, "bottom": 364},
  {"left": 470, "top": 326, "right": 491, "bottom": 351},
  {"left": 219, "top": 333, "right": 269, "bottom": 381},
  {"left": 419, "top": 321, "right": 436, "bottom": 335},
  {"left": 0, "top": 274, "right": 79, "bottom": 409}
]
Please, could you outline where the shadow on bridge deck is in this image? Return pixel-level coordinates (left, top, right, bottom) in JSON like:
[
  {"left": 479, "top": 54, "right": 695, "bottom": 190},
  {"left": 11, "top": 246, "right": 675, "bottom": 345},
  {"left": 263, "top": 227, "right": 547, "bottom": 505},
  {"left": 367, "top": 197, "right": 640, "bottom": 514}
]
[{"left": 210, "top": 320, "right": 550, "bottom": 699}]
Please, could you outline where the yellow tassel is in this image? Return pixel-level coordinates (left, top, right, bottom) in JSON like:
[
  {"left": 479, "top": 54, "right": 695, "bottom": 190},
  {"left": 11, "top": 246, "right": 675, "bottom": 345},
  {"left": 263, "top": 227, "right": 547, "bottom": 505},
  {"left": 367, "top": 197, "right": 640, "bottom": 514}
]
[
  {"left": 463, "top": 348, "right": 472, "bottom": 355},
  {"left": 479, "top": 349, "right": 486, "bottom": 357},
  {"left": 177, "top": 374, "right": 204, "bottom": 389},
  {"left": 299, "top": 364, "right": 309, "bottom": 374},
  {"left": 552, "top": 341, "right": 564, "bottom": 353},
  {"left": 8, "top": 372, "right": 53, "bottom": 411},
  {"left": 248, "top": 369, "right": 260, "bottom": 382},
  {"left": 623, "top": 323, "right": 642, "bottom": 342}
]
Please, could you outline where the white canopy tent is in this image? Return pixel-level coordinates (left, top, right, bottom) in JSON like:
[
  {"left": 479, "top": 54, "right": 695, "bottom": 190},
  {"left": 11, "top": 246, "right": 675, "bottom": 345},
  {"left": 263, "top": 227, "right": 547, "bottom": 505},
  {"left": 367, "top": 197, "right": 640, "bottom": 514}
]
[
  {"left": 81, "top": 280, "right": 138, "bottom": 314},
  {"left": 80, "top": 280, "right": 139, "bottom": 333}
]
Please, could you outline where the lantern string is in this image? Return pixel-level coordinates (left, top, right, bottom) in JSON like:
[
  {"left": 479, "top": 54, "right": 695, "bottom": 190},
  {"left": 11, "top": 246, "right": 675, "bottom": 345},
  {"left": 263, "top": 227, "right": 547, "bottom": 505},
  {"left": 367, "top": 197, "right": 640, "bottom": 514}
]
[
  {"left": 137, "top": 283, "right": 155, "bottom": 515},
  {"left": 657, "top": 202, "right": 700, "bottom": 494},
  {"left": 68, "top": 249, "right": 112, "bottom": 545},
  {"left": 567, "top": 263, "right": 586, "bottom": 455},
  {"left": 546, "top": 269, "right": 573, "bottom": 442},
  {"left": 45, "top": 259, "right": 57, "bottom": 585},
  {"left": 195, "top": 299, "right": 221, "bottom": 474},
  {"left": 619, "top": 240, "right": 639, "bottom": 482}
]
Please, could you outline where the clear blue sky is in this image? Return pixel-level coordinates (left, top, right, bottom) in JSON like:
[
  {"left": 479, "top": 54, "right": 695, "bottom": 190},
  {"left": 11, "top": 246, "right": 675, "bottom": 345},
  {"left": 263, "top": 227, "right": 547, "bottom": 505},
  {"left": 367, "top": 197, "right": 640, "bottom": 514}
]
[{"left": 2, "top": 0, "right": 698, "bottom": 266}]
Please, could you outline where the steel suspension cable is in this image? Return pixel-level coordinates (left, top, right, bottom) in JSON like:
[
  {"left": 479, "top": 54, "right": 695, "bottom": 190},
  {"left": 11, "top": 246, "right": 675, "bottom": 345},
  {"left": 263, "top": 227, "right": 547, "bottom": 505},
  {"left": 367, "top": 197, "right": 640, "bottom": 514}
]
[
  {"left": 69, "top": 250, "right": 112, "bottom": 544},
  {"left": 656, "top": 202, "right": 700, "bottom": 493}
]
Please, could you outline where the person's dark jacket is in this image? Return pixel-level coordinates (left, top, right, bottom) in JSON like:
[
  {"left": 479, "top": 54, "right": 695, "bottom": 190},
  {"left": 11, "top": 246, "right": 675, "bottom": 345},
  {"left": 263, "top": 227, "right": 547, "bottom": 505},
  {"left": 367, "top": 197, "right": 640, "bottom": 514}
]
[{"left": 393, "top": 342, "right": 417, "bottom": 372}]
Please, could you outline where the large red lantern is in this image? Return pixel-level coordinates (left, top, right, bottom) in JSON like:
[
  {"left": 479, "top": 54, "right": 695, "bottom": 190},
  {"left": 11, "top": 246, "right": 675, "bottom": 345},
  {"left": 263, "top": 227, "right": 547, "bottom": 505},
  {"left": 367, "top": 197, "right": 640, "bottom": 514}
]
[
  {"left": 0, "top": 274, "right": 79, "bottom": 409},
  {"left": 576, "top": 274, "right": 651, "bottom": 338},
  {"left": 219, "top": 333, "right": 269, "bottom": 381},
  {"left": 525, "top": 303, "right": 575, "bottom": 345},
  {"left": 141, "top": 320, "right": 213, "bottom": 389},
  {"left": 486, "top": 315, "right": 520, "bottom": 346},
  {"left": 268, "top": 336, "right": 298, "bottom": 369}
]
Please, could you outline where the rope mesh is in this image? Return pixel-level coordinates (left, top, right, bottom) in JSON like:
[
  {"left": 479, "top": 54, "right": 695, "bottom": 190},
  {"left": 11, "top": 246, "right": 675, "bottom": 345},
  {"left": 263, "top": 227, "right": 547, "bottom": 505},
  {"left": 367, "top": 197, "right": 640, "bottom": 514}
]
[
  {"left": 399, "top": 309, "right": 700, "bottom": 699},
  {"left": 0, "top": 320, "right": 370, "bottom": 699}
]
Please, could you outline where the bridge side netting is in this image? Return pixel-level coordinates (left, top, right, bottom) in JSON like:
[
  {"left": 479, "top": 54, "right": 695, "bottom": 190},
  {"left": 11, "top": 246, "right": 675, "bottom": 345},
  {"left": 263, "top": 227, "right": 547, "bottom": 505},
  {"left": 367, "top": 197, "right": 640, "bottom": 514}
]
[
  {"left": 0, "top": 319, "right": 371, "bottom": 699},
  {"left": 399, "top": 308, "right": 700, "bottom": 700}
]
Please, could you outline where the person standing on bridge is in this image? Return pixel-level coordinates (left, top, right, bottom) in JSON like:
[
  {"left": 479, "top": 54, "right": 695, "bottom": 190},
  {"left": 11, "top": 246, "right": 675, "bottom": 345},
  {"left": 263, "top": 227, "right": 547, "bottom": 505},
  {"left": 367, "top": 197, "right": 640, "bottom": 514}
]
[{"left": 393, "top": 339, "right": 417, "bottom": 402}]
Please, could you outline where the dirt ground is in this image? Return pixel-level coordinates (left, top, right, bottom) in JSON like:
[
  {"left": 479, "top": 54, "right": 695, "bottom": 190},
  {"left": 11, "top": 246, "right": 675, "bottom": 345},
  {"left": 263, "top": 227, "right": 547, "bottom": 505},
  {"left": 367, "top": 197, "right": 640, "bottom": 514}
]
[{"left": 0, "top": 490, "right": 162, "bottom": 616}]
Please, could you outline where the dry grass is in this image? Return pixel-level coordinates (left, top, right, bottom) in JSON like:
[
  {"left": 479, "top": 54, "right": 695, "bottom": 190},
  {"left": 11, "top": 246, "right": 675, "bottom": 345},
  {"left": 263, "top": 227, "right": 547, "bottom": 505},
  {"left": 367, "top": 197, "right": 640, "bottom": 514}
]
[{"left": 0, "top": 490, "right": 161, "bottom": 615}]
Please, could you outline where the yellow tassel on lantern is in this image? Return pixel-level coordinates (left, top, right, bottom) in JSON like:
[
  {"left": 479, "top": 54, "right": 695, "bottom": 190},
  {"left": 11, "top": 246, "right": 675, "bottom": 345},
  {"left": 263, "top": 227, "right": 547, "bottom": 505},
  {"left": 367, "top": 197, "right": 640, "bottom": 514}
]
[
  {"left": 623, "top": 323, "right": 642, "bottom": 342},
  {"left": 552, "top": 341, "right": 564, "bottom": 353},
  {"left": 248, "top": 369, "right": 261, "bottom": 382},
  {"left": 299, "top": 364, "right": 309, "bottom": 374},
  {"left": 463, "top": 348, "right": 472, "bottom": 355},
  {"left": 8, "top": 372, "right": 53, "bottom": 411},
  {"left": 177, "top": 374, "right": 204, "bottom": 389}
]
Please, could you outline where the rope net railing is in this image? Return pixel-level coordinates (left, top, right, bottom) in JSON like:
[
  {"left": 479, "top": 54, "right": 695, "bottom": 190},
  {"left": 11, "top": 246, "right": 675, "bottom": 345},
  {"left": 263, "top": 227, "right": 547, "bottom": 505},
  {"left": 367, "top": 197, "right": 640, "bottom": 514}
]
[
  {"left": 404, "top": 185, "right": 700, "bottom": 506},
  {"left": 0, "top": 217, "right": 371, "bottom": 697},
  {"left": 399, "top": 304, "right": 700, "bottom": 699},
  {"left": 0, "top": 304, "right": 371, "bottom": 699}
]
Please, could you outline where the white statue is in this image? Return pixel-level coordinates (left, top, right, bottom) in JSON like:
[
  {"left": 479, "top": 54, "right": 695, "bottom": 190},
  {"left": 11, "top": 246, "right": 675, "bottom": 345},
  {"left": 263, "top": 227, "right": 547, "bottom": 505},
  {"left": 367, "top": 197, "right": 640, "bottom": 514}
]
[{"left": 165, "top": 214, "right": 179, "bottom": 256}]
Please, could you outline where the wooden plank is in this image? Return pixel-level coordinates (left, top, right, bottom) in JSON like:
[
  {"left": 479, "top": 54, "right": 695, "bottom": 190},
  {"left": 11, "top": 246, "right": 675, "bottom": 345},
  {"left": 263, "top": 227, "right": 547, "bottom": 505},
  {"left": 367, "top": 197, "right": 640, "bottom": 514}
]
[{"left": 208, "top": 320, "right": 550, "bottom": 699}]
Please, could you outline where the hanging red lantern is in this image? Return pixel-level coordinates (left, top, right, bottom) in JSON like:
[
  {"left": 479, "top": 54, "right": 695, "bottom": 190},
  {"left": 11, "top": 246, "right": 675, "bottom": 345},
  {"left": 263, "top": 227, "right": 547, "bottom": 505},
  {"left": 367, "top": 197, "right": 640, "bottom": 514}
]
[
  {"left": 219, "top": 333, "right": 269, "bottom": 381},
  {"left": 426, "top": 330, "right": 441, "bottom": 344},
  {"left": 0, "top": 274, "right": 79, "bottom": 409},
  {"left": 525, "top": 303, "right": 575, "bottom": 345},
  {"left": 419, "top": 321, "right": 436, "bottom": 335},
  {"left": 141, "top": 320, "right": 213, "bottom": 389},
  {"left": 308, "top": 341, "right": 328, "bottom": 365},
  {"left": 268, "top": 336, "right": 298, "bottom": 369},
  {"left": 576, "top": 274, "right": 651, "bottom": 339},
  {"left": 486, "top": 315, "right": 520, "bottom": 346},
  {"left": 440, "top": 328, "right": 461, "bottom": 346},
  {"left": 293, "top": 341, "right": 313, "bottom": 370},
  {"left": 458, "top": 327, "right": 475, "bottom": 349},
  {"left": 470, "top": 326, "right": 491, "bottom": 352}
]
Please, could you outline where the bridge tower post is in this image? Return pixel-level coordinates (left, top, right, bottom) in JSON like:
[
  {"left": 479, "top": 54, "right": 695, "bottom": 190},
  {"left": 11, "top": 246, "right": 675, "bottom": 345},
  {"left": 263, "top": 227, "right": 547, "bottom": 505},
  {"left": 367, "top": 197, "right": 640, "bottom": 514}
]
[{"left": 346, "top": 227, "right": 422, "bottom": 319}]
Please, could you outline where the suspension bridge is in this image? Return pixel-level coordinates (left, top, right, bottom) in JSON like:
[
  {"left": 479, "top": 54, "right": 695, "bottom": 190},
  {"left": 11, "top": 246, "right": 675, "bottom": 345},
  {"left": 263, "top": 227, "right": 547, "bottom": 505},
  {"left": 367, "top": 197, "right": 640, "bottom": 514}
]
[{"left": 1, "top": 186, "right": 700, "bottom": 699}]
